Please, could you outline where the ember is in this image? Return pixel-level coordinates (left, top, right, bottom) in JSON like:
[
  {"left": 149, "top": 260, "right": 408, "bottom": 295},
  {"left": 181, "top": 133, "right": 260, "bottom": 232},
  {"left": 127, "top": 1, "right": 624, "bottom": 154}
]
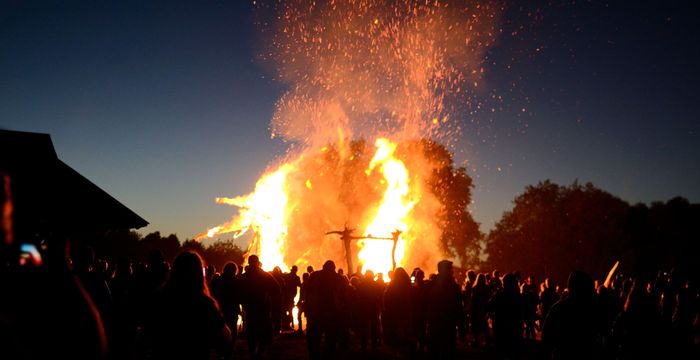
[{"left": 199, "top": 0, "right": 500, "bottom": 274}]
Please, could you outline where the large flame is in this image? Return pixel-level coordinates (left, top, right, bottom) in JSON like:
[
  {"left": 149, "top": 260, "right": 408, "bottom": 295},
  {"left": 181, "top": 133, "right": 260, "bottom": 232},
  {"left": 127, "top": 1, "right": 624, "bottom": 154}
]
[
  {"left": 198, "top": 163, "right": 294, "bottom": 271},
  {"left": 199, "top": 0, "right": 500, "bottom": 274},
  {"left": 199, "top": 138, "right": 423, "bottom": 275},
  {"left": 358, "top": 138, "right": 416, "bottom": 275}
]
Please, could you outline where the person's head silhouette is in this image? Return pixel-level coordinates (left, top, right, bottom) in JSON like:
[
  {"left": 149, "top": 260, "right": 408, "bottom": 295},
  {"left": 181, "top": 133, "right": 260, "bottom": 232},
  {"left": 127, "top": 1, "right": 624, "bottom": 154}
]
[
  {"left": 567, "top": 270, "right": 594, "bottom": 300},
  {"left": 248, "top": 255, "right": 261, "bottom": 269},
  {"left": 322, "top": 260, "right": 336, "bottom": 272},
  {"left": 437, "top": 259, "right": 453, "bottom": 277},
  {"left": 223, "top": 262, "right": 238, "bottom": 277},
  {"left": 503, "top": 273, "right": 518, "bottom": 292},
  {"left": 167, "top": 251, "right": 208, "bottom": 295}
]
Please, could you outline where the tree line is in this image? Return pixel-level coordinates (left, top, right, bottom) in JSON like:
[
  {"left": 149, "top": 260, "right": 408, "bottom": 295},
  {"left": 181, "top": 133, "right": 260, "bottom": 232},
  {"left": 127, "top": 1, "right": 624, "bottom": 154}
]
[
  {"left": 485, "top": 180, "right": 699, "bottom": 285},
  {"left": 81, "top": 140, "right": 698, "bottom": 284},
  {"left": 80, "top": 230, "right": 245, "bottom": 271}
]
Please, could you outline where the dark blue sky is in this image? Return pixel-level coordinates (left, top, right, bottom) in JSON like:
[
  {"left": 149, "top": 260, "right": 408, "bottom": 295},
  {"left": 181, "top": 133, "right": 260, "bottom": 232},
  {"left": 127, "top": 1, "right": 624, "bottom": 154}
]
[{"left": 2, "top": 1, "right": 698, "bottom": 239}]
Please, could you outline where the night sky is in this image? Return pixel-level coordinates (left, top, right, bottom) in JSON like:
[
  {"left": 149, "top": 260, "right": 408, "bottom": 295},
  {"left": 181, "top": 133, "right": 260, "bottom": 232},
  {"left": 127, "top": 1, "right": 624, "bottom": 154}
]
[{"left": 2, "top": 1, "right": 699, "bottom": 240}]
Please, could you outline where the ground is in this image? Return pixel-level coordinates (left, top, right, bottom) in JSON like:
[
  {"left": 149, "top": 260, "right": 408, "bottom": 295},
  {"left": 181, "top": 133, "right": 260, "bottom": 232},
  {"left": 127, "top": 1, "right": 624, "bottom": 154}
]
[{"left": 230, "top": 330, "right": 545, "bottom": 360}]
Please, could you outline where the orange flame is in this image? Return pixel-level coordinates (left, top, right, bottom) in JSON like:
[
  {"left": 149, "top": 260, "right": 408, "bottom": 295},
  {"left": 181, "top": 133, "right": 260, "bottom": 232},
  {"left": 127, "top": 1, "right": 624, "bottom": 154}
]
[
  {"left": 199, "top": 163, "right": 294, "bottom": 271},
  {"left": 358, "top": 138, "right": 416, "bottom": 275},
  {"left": 199, "top": 138, "right": 442, "bottom": 275},
  {"left": 200, "top": 0, "right": 501, "bottom": 274}
]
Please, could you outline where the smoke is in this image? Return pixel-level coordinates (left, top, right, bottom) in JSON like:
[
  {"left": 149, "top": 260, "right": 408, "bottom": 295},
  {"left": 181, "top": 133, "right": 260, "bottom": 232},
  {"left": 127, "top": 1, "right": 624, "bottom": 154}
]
[
  {"left": 202, "top": 1, "right": 502, "bottom": 272},
  {"left": 257, "top": 0, "right": 501, "bottom": 147}
]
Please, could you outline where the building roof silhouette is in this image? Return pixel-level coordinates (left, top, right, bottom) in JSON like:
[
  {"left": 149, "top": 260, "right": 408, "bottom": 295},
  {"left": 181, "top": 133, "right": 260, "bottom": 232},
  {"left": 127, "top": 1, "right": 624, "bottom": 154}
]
[{"left": 0, "top": 129, "right": 148, "bottom": 237}]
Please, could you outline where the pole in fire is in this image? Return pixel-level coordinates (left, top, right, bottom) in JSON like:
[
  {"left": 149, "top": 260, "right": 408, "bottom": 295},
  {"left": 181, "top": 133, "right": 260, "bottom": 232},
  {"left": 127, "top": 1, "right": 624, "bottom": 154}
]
[
  {"left": 325, "top": 225, "right": 363, "bottom": 274},
  {"left": 364, "top": 229, "right": 403, "bottom": 271},
  {"left": 390, "top": 229, "right": 402, "bottom": 271},
  {"left": 325, "top": 225, "right": 403, "bottom": 273}
]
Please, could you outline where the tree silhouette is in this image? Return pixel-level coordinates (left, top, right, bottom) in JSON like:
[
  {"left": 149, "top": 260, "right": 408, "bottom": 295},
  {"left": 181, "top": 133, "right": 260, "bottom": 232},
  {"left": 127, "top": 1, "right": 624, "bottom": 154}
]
[
  {"left": 181, "top": 239, "right": 204, "bottom": 254},
  {"left": 140, "top": 231, "right": 181, "bottom": 262},
  {"left": 82, "top": 229, "right": 142, "bottom": 261},
  {"left": 623, "top": 197, "right": 700, "bottom": 278},
  {"left": 485, "top": 180, "right": 629, "bottom": 284},
  {"left": 418, "top": 139, "right": 483, "bottom": 268},
  {"left": 203, "top": 239, "right": 245, "bottom": 270}
]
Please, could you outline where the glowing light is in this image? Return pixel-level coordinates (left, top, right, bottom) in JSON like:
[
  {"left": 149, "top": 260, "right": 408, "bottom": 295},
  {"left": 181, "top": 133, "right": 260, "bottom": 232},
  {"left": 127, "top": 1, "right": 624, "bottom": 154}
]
[
  {"left": 200, "top": 0, "right": 500, "bottom": 275},
  {"left": 206, "top": 226, "right": 223, "bottom": 238},
  {"left": 358, "top": 138, "right": 416, "bottom": 275},
  {"left": 199, "top": 164, "right": 294, "bottom": 271},
  {"left": 292, "top": 292, "right": 301, "bottom": 329}
]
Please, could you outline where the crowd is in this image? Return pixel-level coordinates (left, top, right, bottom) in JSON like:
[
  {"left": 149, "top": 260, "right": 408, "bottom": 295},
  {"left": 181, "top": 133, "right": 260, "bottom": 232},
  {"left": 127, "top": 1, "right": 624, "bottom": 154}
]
[{"left": 8, "top": 245, "right": 699, "bottom": 360}]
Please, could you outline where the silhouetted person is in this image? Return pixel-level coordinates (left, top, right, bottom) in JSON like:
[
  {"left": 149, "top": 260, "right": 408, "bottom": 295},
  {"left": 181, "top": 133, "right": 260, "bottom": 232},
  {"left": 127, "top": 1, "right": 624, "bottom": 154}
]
[
  {"left": 146, "top": 251, "right": 231, "bottom": 360},
  {"left": 270, "top": 266, "right": 286, "bottom": 334},
  {"left": 206, "top": 264, "right": 216, "bottom": 285},
  {"left": 347, "top": 275, "right": 362, "bottom": 341},
  {"left": 671, "top": 279, "right": 696, "bottom": 358},
  {"left": 611, "top": 278, "right": 663, "bottom": 359},
  {"left": 239, "top": 255, "right": 281, "bottom": 359},
  {"left": 462, "top": 269, "right": 476, "bottom": 339},
  {"left": 352, "top": 265, "right": 363, "bottom": 279},
  {"left": 521, "top": 276, "right": 539, "bottom": 340},
  {"left": 410, "top": 267, "right": 428, "bottom": 352},
  {"left": 137, "top": 250, "right": 169, "bottom": 328},
  {"left": 540, "top": 278, "right": 558, "bottom": 323},
  {"left": 211, "top": 262, "right": 241, "bottom": 352},
  {"left": 383, "top": 267, "right": 413, "bottom": 357},
  {"left": 282, "top": 265, "right": 301, "bottom": 330},
  {"left": 471, "top": 273, "right": 491, "bottom": 347},
  {"left": 145, "top": 250, "right": 169, "bottom": 292},
  {"left": 1, "top": 236, "right": 108, "bottom": 359},
  {"left": 491, "top": 270, "right": 503, "bottom": 292},
  {"left": 377, "top": 272, "right": 386, "bottom": 286},
  {"left": 426, "top": 260, "right": 461, "bottom": 359},
  {"left": 108, "top": 257, "right": 137, "bottom": 360},
  {"left": 542, "top": 270, "right": 600, "bottom": 360},
  {"left": 298, "top": 271, "right": 310, "bottom": 332},
  {"left": 489, "top": 273, "right": 523, "bottom": 359},
  {"left": 596, "top": 282, "right": 618, "bottom": 358},
  {"left": 356, "top": 270, "right": 382, "bottom": 350},
  {"left": 655, "top": 271, "right": 675, "bottom": 340},
  {"left": 211, "top": 271, "right": 221, "bottom": 284},
  {"left": 71, "top": 245, "right": 113, "bottom": 324},
  {"left": 305, "top": 260, "right": 348, "bottom": 360},
  {"left": 337, "top": 272, "right": 351, "bottom": 352}
]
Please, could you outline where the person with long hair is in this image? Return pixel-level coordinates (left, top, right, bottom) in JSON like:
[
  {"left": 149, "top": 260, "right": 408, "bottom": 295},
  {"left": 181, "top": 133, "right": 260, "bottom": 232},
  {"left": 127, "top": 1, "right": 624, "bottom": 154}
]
[
  {"left": 146, "top": 251, "right": 231, "bottom": 360},
  {"left": 471, "top": 273, "right": 491, "bottom": 347}
]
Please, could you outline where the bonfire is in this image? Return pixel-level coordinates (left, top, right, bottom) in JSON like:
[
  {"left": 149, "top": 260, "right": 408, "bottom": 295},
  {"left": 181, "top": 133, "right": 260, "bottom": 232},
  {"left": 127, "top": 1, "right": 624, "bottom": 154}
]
[{"left": 198, "top": 0, "right": 499, "bottom": 275}]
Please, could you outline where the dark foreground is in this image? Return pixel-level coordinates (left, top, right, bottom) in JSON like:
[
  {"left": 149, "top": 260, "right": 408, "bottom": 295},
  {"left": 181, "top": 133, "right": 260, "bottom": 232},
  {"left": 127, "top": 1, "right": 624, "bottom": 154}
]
[{"left": 230, "top": 330, "right": 546, "bottom": 360}]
